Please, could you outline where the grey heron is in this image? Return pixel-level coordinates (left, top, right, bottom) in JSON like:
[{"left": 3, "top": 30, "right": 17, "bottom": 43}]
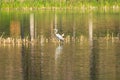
[{"left": 54, "top": 29, "right": 64, "bottom": 42}]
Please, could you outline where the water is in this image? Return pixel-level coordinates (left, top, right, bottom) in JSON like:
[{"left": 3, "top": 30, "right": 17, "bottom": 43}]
[{"left": 0, "top": 10, "right": 120, "bottom": 80}]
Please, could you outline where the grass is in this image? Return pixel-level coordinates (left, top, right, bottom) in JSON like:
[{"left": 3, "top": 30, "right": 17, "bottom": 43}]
[
  {"left": 0, "top": 1, "right": 120, "bottom": 11},
  {"left": 0, "top": 32, "right": 120, "bottom": 45}
]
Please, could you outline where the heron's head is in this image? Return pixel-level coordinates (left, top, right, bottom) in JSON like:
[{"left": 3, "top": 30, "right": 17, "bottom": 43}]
[{"left": 54, "top": 29, "right": 58, "bottom": 33}]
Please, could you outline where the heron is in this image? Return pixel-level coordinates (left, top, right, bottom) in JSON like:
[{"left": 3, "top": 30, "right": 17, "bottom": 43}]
[{"left": 54, "top": 29, "right": 64, "bottom": 42}]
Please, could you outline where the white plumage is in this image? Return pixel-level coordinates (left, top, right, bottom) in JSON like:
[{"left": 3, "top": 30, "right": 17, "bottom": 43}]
[{"left": 54, "top": 29, "right": 64, "bottom": 41}]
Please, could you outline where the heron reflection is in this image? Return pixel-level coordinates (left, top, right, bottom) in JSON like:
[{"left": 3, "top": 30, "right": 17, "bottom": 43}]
[
  {"left": 54, "top": 44, "right": 63, "bottom": 80},
  {"left": 55, "top": 44, "right": 63, "bottom": 60}
]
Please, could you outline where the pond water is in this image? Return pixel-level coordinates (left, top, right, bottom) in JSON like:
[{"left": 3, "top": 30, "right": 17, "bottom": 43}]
[{"left": 0, "top": 10, "right": 120, "bottom": 80}]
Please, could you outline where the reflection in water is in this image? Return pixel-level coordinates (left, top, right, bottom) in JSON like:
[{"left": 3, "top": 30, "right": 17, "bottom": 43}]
[
  {"left": 21, "top": 44, "right": 30, "bottom": 80},
  {"left": 54, "top": 44, "right": 63, "bottom": 80},
  {"left": 20, "top": 15, "right": 24, "bottom": 39},
  {"left": 89, "top": 13, "right": 93, "bottom": 47},
  {"left": 0, "top": 10, "right": 120, "bottom": 44},
  {"left": 30, "top": 13, "right": 35, "bottom": 41},
  {"left": 0, "top": 40, "right": 120, "bottom": 80},
  {"left": 54, "top": 13, "right": 57, "bottom": 29},
  {"left": 90, "top": 40, "right": 99, "bottom": 80},
  {"left": 10, "top": 20, "right": 20, "bottom": 37},
  {"left": 116, "top": 42, "right": 120, "bottom": 80},
  {"left": 21, "top": 41, "right": 45, "bottom": 80},
  {"left": 89, "top": 13, "right": 99, "bottom": 80},
  {"left": 0, "top": 10, "right": 120, "bottom": 80},
  {"left": 54, "top": 43, "right": 73, "bottom": 80},
  {"left": 55, "top": 44, "right": 63, "bottom": 60},
  {"left": 88, "top": 13, "right": 98, "bottom": 80},
  {"left": 0, "top": 45, "right": 22, "bottom": 80}
]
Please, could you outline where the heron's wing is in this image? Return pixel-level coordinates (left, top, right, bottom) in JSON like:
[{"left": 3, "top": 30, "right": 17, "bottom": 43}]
[
  {"left": 56, "top": 34, "right": 64, "bottom": 41},
  {"left": 62, "top": 34, "right": 64, "bottom": 37}
]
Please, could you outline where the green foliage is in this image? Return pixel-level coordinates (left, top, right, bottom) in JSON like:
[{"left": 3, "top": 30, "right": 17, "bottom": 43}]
[{"left": 0, "top": 0, "right": 119, "bottom": 10}]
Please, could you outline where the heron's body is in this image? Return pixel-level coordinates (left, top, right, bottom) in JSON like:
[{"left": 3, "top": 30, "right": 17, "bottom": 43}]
[
  {"left": 55, "top": 33, "right": 64, "bottom": 41},
  {"left": 54, "top": 29, "right": 64, "bottom": 42}
]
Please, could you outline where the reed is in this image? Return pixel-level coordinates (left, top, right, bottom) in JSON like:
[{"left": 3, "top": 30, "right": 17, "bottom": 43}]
[
  {"left": 0, "top": 34, "right": 120, "bottom": 45},
  {"left": 0, "top": 36, "right": 119, "bottom": 46},
  {"left": 0, "top": 1, "right": 119, "bottom": 10},
  {"left": 0, "top": 32, "right": 4, "bottom": 39}
]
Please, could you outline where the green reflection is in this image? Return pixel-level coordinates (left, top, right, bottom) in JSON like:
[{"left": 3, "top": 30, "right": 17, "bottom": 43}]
[{"left": 0, "top": 10, "right": 120, "bottom": 43}]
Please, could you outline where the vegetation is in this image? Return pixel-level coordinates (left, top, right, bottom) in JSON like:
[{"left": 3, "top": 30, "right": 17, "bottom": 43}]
[{"left": 0, "top": 0, "right": 120, "bottom": 10}]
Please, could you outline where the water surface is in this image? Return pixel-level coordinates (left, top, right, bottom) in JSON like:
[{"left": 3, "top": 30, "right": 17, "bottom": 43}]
[{"left": 0, "top": 10, "right": 120, "bottom": 80}]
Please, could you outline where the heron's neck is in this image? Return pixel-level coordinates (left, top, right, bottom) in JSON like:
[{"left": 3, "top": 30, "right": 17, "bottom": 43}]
[{"left": 55, "top": 30, "right": 58, "bottom": 34}]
